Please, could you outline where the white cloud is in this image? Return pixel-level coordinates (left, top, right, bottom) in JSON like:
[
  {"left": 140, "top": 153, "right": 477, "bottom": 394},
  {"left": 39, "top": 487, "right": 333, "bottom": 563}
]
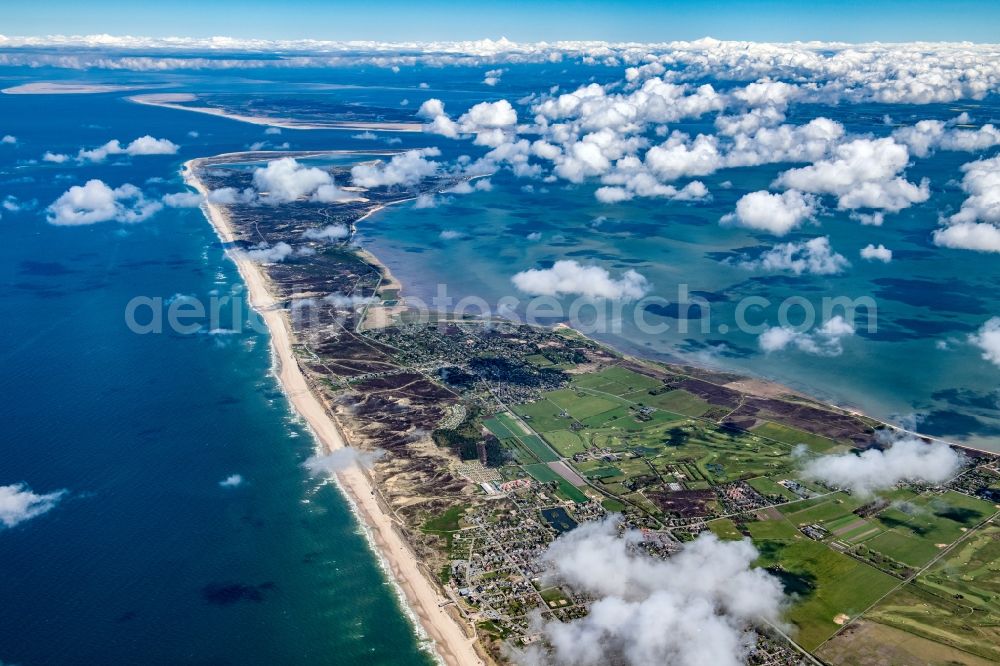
[
  {"left": 0, "top": 39, "right": 995, "bottom": 112},
  {"left": 933, "top": 156, "right": 1000, "bottom": 252},
  {"left": 302, "top": 223, "right": 350, "bottom": 241},
  {"left": 759, "top": 315, "right": 855, "bottom": 356},
  {"left": 350, "top": 148, "right": 440, "bottom": 188},
  {"left": 419, "top": 98, "right": 517, "bottom": 145},
  {"left": 207, "top": 187, "right": 256, "bottom": 205},
  {"left": 413, "top": 193, "right": 440, "bottom": 208},
  {"left": 893, "top": 118, "right": 1000, "bottom": 158},
  {"left": 1, "top": 134, "right": 16, "bottom": 145},
  {"left": 512, "top": 260, "right": 650, "bottom": 300},
  {"left": 46, "top": 179, "right": 162, "bottom": 225},
  {"left": 303, "top": 447, "right": 385, "bottom": 476},
  {"left": 775, "top": 138, "right": 928, "bottom": 212},
  {"left": 42, "top": 151, "right": 70, "bottom": 163},
  {"left": 0, "top": 483, "right": 67, "bottom": 528},
  {"left": 596, "top": 156, "right": 709, "bottom": 202},
  {"left": 860, "top": 243, "right": 892, "bottom": 262},
  {"left": 801, "top": 437, "right": 963, "bottom": 497},
  {"left": 645, "top": 132, "right": 722, "bottom": 181},
  {"left": 245, "top": 241, "right": 294, "bottom": 263},
  {"left": 933, "top": 222, "right": 1000, "bottom": 253},
  {"left": 252, "top": 157, "right": 357, "bottom": 203},
  {"left": 521, "top": 517, "right": 785, "bottom": 666},
  {"left": 721, "top": 190, "right": 817, "bottom": 236},
  {"left": 439, "top": 229, "right": 462, "bottom": 240},
  {"left": 724, "top": 117, "right": 844, "bottom": 167},
  {"left": 970, "top": 317, "right": 1000, "bottom": 368},
  {"left": 740, "top": 236, "right": 849, "bottom": 275},
  {"left": 76, "top": 135, "right": 179, "bottom": 162},
  {"left": 219, "top": 474, "right": 244, "bottom": 488},
  {"left": 851, "top": 211, "right": 885, "bottom": 226},
  {"left": 483, "top": 68, "right": 505, "bottom": 86},
  {"left": 162, "top": 191, "right": 203, "bottom": 208}
]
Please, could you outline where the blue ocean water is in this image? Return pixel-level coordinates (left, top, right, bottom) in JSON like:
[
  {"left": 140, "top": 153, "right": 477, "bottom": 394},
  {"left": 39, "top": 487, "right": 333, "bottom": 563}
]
[{"left": 0, "top": 83, "right": 435, "bottom": 665}]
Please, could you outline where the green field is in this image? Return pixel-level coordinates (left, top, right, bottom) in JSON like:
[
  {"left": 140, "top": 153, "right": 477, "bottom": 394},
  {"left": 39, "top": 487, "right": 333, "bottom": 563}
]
[
  {"left": 545, "top": 388, "right": 622, "bottom": 420},
  {"left": 754, "top": 538, "right": 899, "bottom": 650},
  {"left": 541, "top": 429, "right": 588, "bottom": 457},
  {"left": 746, "top": 516, "right": 800, "bottom": 540},
  {"left": 780, "top": 493, "right": 863, "bottom": 526},
  {"left": 498, "top": 362, "right": 1000, "bottom": 661},
  {"left": 747, "top": 476, "right": 798, "bottom": 500},
  {"left": 485, "top": 414, "right": 560, "bottom": 462},
  {"left": 570, "top": 366, "right": 663, "bottom": 395},
  {"left": 751, "top": 421, "right": 842, "bottom": 453},
  {"left": 483, "top": 415, "right": 517, "bottom": 439},
  {"left": 708, "top": 518, "right": 743, "bottom": 540},
  {"left": 524, "top": 463, "right": 589, "bottom": 503},
  {"left": 866, "top": 580, "right": 1000, "bottom": 663}
]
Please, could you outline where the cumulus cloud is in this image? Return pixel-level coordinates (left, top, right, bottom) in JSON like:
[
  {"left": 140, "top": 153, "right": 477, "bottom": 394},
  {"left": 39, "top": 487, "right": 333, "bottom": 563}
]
[
  {"left": 775, "top": 138, "right": 928, "bottom": 212},
  {"left": 801, "top": 437, "right": 963, "bottom": 496},
  {"left": 933, "top": 156, "right": 1000, "bottom": 252},
  {"left": 520, "top": 517, "right": 785, "bottom": 666},
  {"left": 1, "top": 134, "right": 16, "bottom": 145},
  {"left": 860, "top": 243, "right": 892, "bottom": 262},
  {"left": 302, "top": 223, "right": 350, "bottom": 241},
  {"left": 46, "top": 179, "right": 162, "bottom": 225},
  {"left": 0, "top": 483, "right": 67, "bottom": 528},
  {"left": 162, "top": 191, "right": 203, "bottom": 208},
  {"left": 893, "top": 118, "right": 1000, "bottom": 158},
  {"left": 219, "top": 474, "right": 244, "bottom": 488},
  {"left": 721, "top": 189, "right": 817, "bottom": 236},
  {"left": 970, "top": 317, "right": 1000, "bottom": 368},
  {"left": 439, "top": 229, "right": 463, "bottom": 240},
  {"left": 244, "top": 241, "right": 294, "bottom": 263},
  {"left": 738, "top": 236, "right": 849, "bottom": 275},
  {"left": 303, "top": 447, "right": 385, "bottom": 476},
  {"left": 512, "top": 260, "right": 650, "bottom": 300},
  {"left": 413, "top": 193, "right": 440, "bottom": 208},
  {"left": 206, "top": 187, "right": 256, "bottom": 205},
  {"left": 759, "top": 315, "right": 855, "bottom": 356},
  {"left": 724, "top": 117, "right": 844, "bottom": 167},
  {"left": 419, "top": 99, "right": 517, "bottom": 145},
  {"left": 350, "top": 148, "right": 441, "bottom": 188},
  {"left": 645, "top": 131, "right": 722, "bottom": 181},
  {"left": 483, "top": 68, "right": 505, "bottom": 86},
  {"left": 42, "top": 151, "right": 70, "bottom": 163},
  {"left": 934, "top": 222, "right": 1000, "bottom": 253},
  {"left": 76, "top": 135, "right": 179, "bottom": 162},
  {"left": 252, "top": 157, "right": 358, "bottom": 203}
]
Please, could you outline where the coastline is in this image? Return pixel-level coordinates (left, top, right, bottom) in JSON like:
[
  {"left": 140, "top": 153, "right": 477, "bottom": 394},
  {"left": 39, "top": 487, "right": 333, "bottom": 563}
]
[
  {"left": 183, "top": 158, "right": 486, "bottom": 666},
  {"left": 136, "top": 95, "right": 422, "bottom": 132}
]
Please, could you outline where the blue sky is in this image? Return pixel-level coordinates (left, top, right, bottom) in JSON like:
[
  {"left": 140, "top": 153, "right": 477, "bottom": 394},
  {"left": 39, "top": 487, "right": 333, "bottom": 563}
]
[{"left": 5, "top": 0, "right": 1000, "bottom": 43}]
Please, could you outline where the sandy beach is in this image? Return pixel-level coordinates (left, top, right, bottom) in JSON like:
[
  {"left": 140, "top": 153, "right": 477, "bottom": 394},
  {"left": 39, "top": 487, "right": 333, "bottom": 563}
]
[
  {"left": 183, "top": 159, "right": 485, "bottom": 666},
  {"left": 137, "top": 94, "right": 422, "bottom": 132}
]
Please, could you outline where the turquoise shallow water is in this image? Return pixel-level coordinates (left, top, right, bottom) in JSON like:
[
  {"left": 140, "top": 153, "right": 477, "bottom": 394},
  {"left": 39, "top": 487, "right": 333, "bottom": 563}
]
[
  {"left": 349, "top": 97, "right": 1000, "bottom": 450},
  {"left": 0, "top": 84, "right": 435, "bottom": 665}
]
